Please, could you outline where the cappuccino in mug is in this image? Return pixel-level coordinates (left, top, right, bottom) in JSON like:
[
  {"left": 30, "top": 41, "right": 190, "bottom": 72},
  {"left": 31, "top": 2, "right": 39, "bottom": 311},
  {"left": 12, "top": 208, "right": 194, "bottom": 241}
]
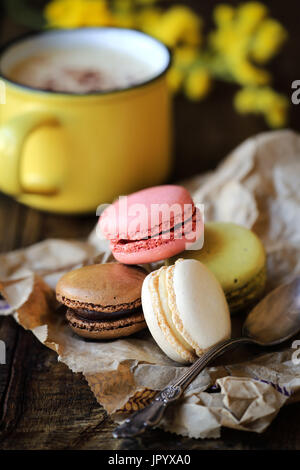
[
  {"left": 0, "top": 28, "right": 171, "bottom": 213},
  {"left": 7, "top": 46, "right": 154, "bottom": 93}
]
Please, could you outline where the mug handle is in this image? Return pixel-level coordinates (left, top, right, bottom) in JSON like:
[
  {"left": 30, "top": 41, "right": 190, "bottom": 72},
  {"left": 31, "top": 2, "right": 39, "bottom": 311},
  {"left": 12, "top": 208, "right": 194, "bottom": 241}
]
[{"left": 0, "top": 110, "right": 60, "bottom": 196}]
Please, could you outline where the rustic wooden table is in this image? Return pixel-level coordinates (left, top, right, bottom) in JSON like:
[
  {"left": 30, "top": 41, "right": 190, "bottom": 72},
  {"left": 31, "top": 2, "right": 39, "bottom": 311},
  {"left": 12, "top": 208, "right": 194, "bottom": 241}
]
[{"left": 0, "top": 0, "right": 300, "bottom": 450}]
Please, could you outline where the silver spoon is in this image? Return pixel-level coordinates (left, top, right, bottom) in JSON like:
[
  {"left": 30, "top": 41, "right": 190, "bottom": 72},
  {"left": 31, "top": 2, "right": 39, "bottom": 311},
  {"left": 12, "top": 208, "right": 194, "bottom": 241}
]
[{"left": 113, "top": 277, "right": 300, "bottom": 438}]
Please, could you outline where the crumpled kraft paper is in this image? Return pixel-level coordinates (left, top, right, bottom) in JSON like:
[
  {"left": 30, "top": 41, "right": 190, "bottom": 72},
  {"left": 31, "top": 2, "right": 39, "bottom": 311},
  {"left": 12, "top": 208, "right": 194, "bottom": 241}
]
[{"left": 1, "top": 129, "right": 300, "bottom": 439}]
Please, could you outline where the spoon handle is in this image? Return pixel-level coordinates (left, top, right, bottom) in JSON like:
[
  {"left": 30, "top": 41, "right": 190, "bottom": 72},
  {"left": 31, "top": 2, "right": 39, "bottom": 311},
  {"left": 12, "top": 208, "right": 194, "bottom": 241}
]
[{"left": 113, "top": 337, "right": 252, "bottom": 438}]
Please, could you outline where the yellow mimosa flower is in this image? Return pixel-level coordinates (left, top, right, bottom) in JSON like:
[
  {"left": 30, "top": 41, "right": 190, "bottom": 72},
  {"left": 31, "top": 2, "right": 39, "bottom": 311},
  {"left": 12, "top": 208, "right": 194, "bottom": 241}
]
[
  {"left": 137, "top": 7, "right": 162, "bottom": 35},
  {"left": 151, "top": 6, "right": 202, "bottom": 48},
  {"left": 45, "top": 0, "right": 114, "bottom": 28},
  {"left": 234, "top": 86, "right": 288, "bottom": 127},
  {"left": 136, "top": 0, "right": 159, "bottom": 4},
  {"left": 234, "top": 87, "right": 259, "bottom": 112},
  {"left": 265, "top": 105, "right": 287, "bottom": 128},
  {"left": 167, "top": 67, "right": 184, "bottom": 93},
  {"left": 251, "top": 19, "right": 287, "bottom": 63},
  {"left": 113, "top": 13, "right": 135, "bottom": 28},
  {"left": 44, "top": 0, "right": 288, "bottom": 128},
  {"left": 232, "top": 59, "right": 270, "bottom": 86},
  {"left": 213, "top": 4, "right": 235, "bottom": 27},
  {"left": 184, "top": 68, "right": 211, "bottom": 101},
  {"left": 113, "top": 0, "right": 133, "bottom": 13},
  {"left": 235, "top": 2, "right": 267, "bottom": 33},
  {"left": 174, "top": 46, "right": 199, "bottom": 67}
]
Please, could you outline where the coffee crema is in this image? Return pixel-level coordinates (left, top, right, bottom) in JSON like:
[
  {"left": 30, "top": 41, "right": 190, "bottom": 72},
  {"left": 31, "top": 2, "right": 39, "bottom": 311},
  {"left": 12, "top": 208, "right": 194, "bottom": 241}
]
[{"left": 7, "top": 47, "right": 154, "bottom": 93}]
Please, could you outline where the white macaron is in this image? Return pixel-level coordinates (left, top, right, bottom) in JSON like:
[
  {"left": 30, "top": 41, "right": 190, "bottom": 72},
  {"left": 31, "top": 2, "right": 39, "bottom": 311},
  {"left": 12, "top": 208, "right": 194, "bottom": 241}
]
[{"left": 142, "top": 258, "right": 231, "bottom": 364}]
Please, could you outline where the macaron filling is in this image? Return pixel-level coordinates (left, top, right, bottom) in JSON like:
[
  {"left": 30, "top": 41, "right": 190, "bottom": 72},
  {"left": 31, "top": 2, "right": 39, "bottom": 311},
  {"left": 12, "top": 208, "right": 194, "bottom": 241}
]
[
  {"left": 66, "top": 309, "right": 146, "bottom": 332},
  {"left": 148, "top": 266, "right": 197, "bottom": 362},
  {"left": 158, "top": 268, "right": 194, "bottom": 354},
  {"left": 56, "top": 294, "right": 143, "bottom": 313},
  {"left": 67, "top": 305, "right": 143, "bottom": 322}
]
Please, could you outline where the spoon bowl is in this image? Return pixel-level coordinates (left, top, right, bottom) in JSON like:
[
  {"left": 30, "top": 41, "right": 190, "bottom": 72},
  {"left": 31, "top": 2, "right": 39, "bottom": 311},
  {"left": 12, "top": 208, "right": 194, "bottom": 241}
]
[{"left": 243, "top": 277, "right": 300, "bottom": 345}]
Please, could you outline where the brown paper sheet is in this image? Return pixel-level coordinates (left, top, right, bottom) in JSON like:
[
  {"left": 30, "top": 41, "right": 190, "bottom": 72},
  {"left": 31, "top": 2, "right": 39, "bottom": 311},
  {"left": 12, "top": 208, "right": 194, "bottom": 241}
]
[{"left": 1, "top": 129, "right": 300, "bottom": 438}]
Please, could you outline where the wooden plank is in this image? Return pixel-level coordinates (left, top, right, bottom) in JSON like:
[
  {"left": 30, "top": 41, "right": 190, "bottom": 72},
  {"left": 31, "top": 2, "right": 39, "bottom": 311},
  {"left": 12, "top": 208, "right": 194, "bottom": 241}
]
[{"left": 0, "top": 324, "right": 109, "bottom": 450}]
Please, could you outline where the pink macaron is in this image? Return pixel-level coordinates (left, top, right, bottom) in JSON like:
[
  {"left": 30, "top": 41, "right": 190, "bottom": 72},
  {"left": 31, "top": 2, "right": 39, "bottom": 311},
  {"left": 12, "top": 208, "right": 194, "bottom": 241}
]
[{"left": 98, "top": 185, "right": 203, "bottom": 264}]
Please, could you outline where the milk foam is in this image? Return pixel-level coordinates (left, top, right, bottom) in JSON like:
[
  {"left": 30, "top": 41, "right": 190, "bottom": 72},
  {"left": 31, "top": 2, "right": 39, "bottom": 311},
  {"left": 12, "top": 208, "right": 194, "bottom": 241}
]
[{"left": 8, "top": 47, "right": 154, "bottom": 93}]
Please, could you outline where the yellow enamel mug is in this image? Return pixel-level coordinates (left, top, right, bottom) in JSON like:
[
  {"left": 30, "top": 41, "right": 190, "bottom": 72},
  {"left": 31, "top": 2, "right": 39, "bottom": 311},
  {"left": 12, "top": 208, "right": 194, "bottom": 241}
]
[{"left": 0, "top": 28, "right": 172, "bottom": 213}]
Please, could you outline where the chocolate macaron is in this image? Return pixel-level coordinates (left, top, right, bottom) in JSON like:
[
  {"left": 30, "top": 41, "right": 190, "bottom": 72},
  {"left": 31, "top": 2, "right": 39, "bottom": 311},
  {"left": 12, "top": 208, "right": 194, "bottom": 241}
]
[{"left": 56, "top": 263, "right": 147, "bottom": 339}]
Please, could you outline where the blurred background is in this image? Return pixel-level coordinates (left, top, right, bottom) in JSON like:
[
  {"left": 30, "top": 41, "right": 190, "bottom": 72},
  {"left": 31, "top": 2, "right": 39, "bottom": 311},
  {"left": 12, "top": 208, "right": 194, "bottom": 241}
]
[
  {"left": 0, "top": 0, "right": 299, "bottom": 246},
  {"left": 1, "top": 0, "right": 299, "bottom": 182}
]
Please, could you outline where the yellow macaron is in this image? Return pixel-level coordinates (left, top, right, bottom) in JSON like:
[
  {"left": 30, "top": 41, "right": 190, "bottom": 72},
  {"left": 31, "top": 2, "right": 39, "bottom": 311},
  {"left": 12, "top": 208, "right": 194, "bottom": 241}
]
[{"left": 167, "top": 222, "right": 267, "bottom": 314}]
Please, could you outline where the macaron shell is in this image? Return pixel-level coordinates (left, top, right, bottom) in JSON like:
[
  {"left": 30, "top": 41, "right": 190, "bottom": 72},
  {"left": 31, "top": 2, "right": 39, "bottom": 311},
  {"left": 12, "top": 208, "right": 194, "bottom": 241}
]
[
  {"left": 112, "top": 236, "right": 190, "bottom": 265},
  {"left": 56, "top": 263, "right": 146, "bottom": 310},
  {"left": 100, "top": 185, "right": 195, "bottom": 241},
  {"left": 226, "top": 266, "right": 266, "bottom": 313},
  {"left": 170, "top": 223, "right": 266, "bottom": 293},
  {"left": 171, "top": 259, "right": 231, "bottom": 354},
  {"left": 168, "top": 222, "right": 266, "bottom": 313}
]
